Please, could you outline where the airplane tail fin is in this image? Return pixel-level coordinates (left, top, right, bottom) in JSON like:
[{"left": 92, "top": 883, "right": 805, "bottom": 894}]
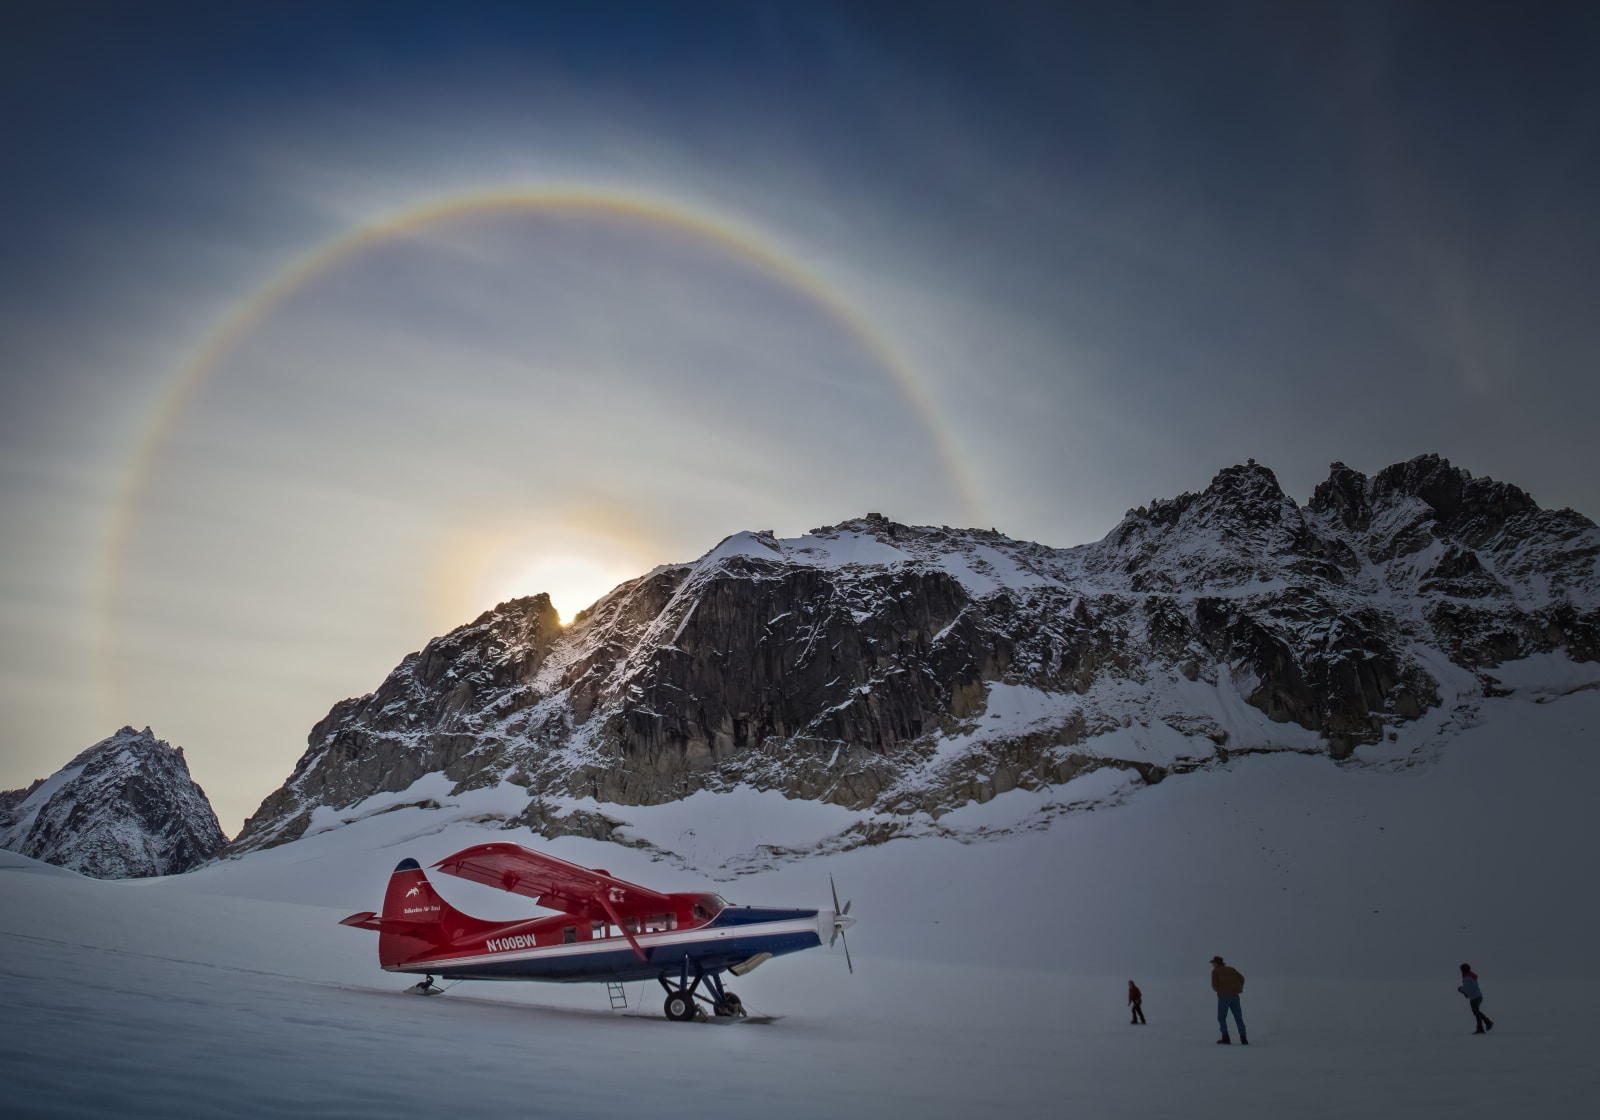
[
  {"left": 380, "top": 857, "right": 452, "bottom": 969},
  {"left": 340, "top": 857, "right": 482, "bottom": 969}
]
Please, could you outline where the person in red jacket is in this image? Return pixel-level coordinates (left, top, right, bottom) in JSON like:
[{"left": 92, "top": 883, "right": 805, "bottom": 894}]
[
  {"left": 1210, "top": 955, "right": 1248, "bottom": 1044},
  {"left": 1128, "top": 979, "right": 1146, "bottom": 1024}
]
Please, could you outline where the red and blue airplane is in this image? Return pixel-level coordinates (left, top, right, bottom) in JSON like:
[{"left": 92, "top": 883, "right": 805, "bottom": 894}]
[{"left": 341, "top": 842, "right": 855, "bottom": 1021}]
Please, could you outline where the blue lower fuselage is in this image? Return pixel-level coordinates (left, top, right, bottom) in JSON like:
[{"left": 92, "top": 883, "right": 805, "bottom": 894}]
[{"left": 393, "top": 906, "right": 824, "bottom": 983}]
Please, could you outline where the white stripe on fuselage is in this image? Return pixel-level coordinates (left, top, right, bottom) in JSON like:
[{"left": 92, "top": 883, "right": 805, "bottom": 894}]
[{"left": 389, "top": 916, "right": 821, "bottom": 973}]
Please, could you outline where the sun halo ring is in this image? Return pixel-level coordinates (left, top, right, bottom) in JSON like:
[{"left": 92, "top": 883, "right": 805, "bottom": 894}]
[{"left": 95, "top": 186, "right": 985, "bottom": 728}]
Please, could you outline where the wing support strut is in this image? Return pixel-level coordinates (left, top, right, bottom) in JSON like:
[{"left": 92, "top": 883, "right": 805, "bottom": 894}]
[{"left": 596, "top": 893, "right": 648, "bottom": 962}]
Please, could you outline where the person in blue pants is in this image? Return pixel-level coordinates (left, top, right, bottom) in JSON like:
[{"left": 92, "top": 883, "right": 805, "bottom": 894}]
[{"left": 1211, "top": 955, "right": 1248, "bottom": 1044}]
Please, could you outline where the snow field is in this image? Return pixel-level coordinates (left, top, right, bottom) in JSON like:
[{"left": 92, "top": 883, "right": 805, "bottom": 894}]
[{"left": 3, "top": 687, "right": 1598, "bottom": 1117}]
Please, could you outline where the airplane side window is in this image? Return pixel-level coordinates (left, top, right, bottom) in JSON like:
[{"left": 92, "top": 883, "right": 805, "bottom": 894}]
[
  {"left": 692, "top": 903, "right": 708, "bottom": 921},
  {"left": 562, "top": 926, "right": 576, "bottom": 944},
  {"left": 625, "top": 917, "right": 640, "bottom": 935},
  {"left": 591, "top": 920, "right": 606, "bottom": 938}
]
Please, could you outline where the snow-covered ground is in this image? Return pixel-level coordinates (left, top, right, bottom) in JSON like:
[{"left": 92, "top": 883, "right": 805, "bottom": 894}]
[{"left": 4, "top": 687, "right": 1598, "bottom": 1117}]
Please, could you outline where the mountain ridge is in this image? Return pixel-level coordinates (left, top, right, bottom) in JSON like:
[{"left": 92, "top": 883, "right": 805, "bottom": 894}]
[{"left": 226, "top": 454, "right": 1600, "bottom": 857}]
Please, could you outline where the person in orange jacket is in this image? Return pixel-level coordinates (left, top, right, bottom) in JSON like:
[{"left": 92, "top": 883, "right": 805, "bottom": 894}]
[
  {"left": 1128, "top": 979, "right": 1146, "bottom": 1024},
  {"left": 1211, "top": 955, "right": 1247, "bottom": 1044}
]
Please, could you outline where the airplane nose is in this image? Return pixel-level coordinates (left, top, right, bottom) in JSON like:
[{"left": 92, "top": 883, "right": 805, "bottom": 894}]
[
  {"left": 815, "top": 910, "right": 857, "bottom": 940},
  {"left": 823, "top": 875, "right": 856, "bottom": 973}
]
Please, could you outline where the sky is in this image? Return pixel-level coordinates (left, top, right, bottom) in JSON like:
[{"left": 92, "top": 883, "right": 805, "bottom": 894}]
[{"left": 3, "top": 0, "right": 1598, "bottom": 833}]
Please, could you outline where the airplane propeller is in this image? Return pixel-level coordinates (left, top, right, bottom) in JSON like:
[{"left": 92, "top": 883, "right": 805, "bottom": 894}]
[{"left": 828, "top": 873, "right": 856, "bottom": 973}]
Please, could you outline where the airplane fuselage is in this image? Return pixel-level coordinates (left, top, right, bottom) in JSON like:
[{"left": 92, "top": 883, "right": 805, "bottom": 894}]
[{"left": 395, "top": 905, "right": 831, "bottom": 983}]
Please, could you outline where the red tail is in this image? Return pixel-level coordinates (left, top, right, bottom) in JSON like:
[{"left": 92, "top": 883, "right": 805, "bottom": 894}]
[{"left": 341, "top": 857, "right": 498, "bottom": 969}]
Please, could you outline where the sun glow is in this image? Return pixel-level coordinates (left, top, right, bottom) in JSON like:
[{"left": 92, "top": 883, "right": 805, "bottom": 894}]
[
  {"left": 434, "top": 515, "right": 659, "bottom": 629},
  {"left": 484, "top": 552, "right": 642, "bottom": 625}
]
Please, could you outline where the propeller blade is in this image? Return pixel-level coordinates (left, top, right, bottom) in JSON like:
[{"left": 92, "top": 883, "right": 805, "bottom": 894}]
[{"left": 827, "top": 873, "right": 855, "bottom": 970}]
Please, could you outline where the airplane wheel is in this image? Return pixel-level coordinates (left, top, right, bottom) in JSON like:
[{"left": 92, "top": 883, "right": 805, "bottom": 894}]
[
  {"left": 721, "top": 992, "right": 744, "bottom": 1018},
  {"left": 664, "top": 991, "right": 695, "bottom": 1022}
]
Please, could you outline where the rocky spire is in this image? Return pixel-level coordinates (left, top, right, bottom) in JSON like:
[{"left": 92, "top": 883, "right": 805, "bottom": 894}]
[{"left": 0, "top": 727, "right": 226, "bottom": 879}]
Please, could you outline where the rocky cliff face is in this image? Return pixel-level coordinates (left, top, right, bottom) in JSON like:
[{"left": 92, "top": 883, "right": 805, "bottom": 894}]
[
  {"left": 0, "top": 727, "right": 226, "bottom": 878},
  {"left": 229, "top": 454, "right": 1600, "bottom": 855}
]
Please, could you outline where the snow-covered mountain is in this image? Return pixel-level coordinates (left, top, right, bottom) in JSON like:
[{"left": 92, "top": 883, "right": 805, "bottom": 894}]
[
  {"left": 229, "top": 454, "right": 1599, "bottom": 858},
  {"left": 0, "top": 726, "right": 226, "bottom": 878}
]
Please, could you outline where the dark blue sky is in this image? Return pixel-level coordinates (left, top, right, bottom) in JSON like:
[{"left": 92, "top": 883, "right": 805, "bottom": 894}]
[
  {"left": 3, "top": 0, "right": 1599, "bottom": 822},
  {"left": 7, "top": 1, "right": 1600, "bottom": 480}
]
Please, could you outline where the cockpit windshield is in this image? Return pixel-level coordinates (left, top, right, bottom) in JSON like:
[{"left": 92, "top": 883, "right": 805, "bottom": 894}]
[{"left": 690, "top": 894, "right": 728, "bottom": 923}]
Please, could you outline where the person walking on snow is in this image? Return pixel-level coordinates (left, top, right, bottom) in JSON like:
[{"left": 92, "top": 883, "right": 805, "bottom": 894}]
[
  {"left": 1458, "top": 963, "right": 1494, "bottom": 1034},
  {"left": 1210, "top": 955, "right": 1247, "bottom": 1044},
  {"left": 1128, "top": 980, "right": 1146, "bottom": 1024}
]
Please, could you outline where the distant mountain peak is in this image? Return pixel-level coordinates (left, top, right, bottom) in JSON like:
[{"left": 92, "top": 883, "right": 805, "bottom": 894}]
[{"left": 0, "top": 727, "right": 226, "bottom": 878}]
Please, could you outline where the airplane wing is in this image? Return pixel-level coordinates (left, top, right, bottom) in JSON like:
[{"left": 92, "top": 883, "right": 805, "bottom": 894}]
[
  {"left": 431, "top": 842, "right": 673, "bottom": 916},
  {"left": 433, "top": 843, "right": 675, "bottom": 961}
]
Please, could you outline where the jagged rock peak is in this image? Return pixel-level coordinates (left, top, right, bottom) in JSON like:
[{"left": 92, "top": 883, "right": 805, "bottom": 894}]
[
  {"left": 1370, "top": 454, "right": 1541, "bottom": 538},
  {"left": 1120, "top": 460, "right": 1290, "bottom": 526},
  {"left": 1308, "top": 461, "right": 1374, "bottom": 531},
  {"left": 1309, "top": 453, "right": 1541, "bottom": 530},
  {"left": 1198, "top": 458, "right": 1294, "bottom": 513},
  {"left": 1089, "top": 460, "right": 1314, "bottom": 592},
  {"left": 0, "top": 726, "right": 226, "bottom": 879}
]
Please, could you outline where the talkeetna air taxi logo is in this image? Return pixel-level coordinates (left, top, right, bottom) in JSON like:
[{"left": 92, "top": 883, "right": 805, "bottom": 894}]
[{"left": 401, "top": 883, "right": 439, "bottom": 916}]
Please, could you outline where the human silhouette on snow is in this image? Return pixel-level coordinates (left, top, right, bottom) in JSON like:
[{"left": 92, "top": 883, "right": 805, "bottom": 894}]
[
  {"left": 1458, "top": 963, "right": 1494, "bottom": 1034},
  {"left": 1210, "top": 956, "right": 1247, "bottom": 1044},
  {"left": 1128, "top": 980, "right": 1146, "bottom": 1025}
]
